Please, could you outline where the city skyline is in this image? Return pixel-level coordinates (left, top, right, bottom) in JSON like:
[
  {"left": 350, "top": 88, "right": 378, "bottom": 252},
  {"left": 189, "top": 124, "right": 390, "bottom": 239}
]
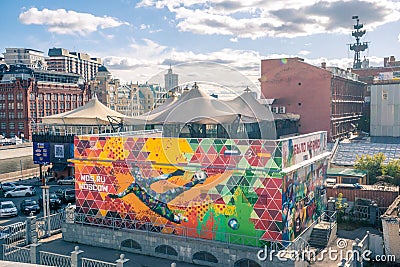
[{"left": 1, "top": 0, "right": 400, "bottom": 94}]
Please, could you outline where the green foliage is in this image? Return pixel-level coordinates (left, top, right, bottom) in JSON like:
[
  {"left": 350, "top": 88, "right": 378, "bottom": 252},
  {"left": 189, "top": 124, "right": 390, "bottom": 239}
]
[
  {"left": 336, "top": 193, "right": 349, "bottom": 223},
  {"left": 382, "top": 159, "right": 400, "bottom": 185},
  {"left": 354, "top": 152, "right": 386, "bottom": 184}
]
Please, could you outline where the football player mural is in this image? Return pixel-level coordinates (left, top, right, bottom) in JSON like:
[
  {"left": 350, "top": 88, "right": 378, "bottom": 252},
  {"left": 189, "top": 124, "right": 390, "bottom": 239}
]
[{"left": 73, "top": 132, "right": 328, "bottom": 246}]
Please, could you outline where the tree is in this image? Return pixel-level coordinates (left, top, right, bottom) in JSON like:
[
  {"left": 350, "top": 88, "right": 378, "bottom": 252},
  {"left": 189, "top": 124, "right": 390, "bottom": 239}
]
[
  {"left": 336, "top": 193, "right": 349, "bottom": 223},
  {"left": 354, "top": 152, "right": 386, "bottom": 184},
  {"left": 382, "top": 159, "right": 400, "bottom": 185}
]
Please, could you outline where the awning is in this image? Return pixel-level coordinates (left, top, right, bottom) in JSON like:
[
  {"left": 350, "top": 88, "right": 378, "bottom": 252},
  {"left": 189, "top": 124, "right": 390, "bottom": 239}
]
[{"left": 52, "top": 164, "right": 67, "bottom": 172}]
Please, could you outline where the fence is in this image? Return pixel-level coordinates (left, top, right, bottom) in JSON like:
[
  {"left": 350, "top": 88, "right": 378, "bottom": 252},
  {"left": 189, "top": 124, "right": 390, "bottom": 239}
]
[
  {"left": 0, "top": 221, "right": 27, "bottom": 246},
  {"left": 2, "top": 243, "right": 129, "bottom": 267},
  {"left": 40, "top": 250, "right": 71, "bottom": 267},
  {"left": 73, "top": 212, "right": 267, "bottom": 248},
  {"left": 3, "top": 244, "right": 30, "bottom": 263},
  {"left": 82, "top": 257, "right": 117, "bottom": 267},
  {"left": 36, "top": 212, "right": 65, "bottom": 239}
]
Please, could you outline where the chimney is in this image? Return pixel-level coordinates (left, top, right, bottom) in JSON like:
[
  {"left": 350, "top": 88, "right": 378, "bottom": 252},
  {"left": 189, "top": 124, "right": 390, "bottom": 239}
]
[
  {"left": 390, "top": 56, "right": 395, "bottom": 62},
  {"left": 321, "top": 62, "right": 326, "bottom": 69},
  {"left": 384, "top": 57, "right": 389, "bottom": 67}
]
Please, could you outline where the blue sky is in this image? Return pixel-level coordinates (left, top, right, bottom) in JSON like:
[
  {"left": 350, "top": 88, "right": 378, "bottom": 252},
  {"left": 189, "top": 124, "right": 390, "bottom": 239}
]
[{"left": 1, "top": 0, "right": 400, "bottom": 94}]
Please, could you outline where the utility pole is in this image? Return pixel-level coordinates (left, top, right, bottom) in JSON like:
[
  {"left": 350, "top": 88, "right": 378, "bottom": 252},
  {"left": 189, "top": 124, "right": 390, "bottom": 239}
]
[{"left": 41, "top": 181, "right": 51, "bottom": 237}]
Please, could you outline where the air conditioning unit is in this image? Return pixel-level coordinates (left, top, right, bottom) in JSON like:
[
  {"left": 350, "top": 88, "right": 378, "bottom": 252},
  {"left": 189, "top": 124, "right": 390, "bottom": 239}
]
[{"left": 278, "top": 106, "right": 286, "bottom": 114}]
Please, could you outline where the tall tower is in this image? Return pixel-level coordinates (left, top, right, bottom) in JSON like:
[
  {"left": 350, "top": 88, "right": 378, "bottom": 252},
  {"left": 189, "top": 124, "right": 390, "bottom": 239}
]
[
  {"left": 350, "top": 16, "right": 368, "bottom": 69},
  {"left": 164, "top": 65, "right": 178, "bottom": 92}
]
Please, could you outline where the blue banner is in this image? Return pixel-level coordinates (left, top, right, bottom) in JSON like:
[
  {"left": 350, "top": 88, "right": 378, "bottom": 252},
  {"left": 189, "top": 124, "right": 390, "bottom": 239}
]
[{"left": 33, "top": 142, "right": 50, "bottom": 165}]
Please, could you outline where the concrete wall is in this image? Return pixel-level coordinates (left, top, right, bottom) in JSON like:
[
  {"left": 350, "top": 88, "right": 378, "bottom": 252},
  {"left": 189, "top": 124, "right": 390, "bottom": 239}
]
[
  {"left": 381, "top": 218, "right": 400, "bottom": 263},
  {"left": 63, "top": 223, "right": 308, "bottom": 267}
]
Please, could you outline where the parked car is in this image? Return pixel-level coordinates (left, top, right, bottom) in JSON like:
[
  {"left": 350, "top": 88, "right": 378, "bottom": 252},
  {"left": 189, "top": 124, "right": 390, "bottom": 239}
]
[
  {"left": 20, "top": 199, "right": 41, "bottom": 215},
  {"left": 38, "top": 193, "right": 62, "bottom": 210},
  {"left": 57, "top": 176, "right": 75, "bottom": 185},
  {"left": 0, "top": 182, "right": 20, "bottom": 192},
  {"left": 0, "top": 201, "right": 18, "bottom": 217},
  {"left": 55, "top": 189, "right": 76, "bottom": 204},
  {"left": 4, "top": 186, "right": 36, "bottom": 197}
]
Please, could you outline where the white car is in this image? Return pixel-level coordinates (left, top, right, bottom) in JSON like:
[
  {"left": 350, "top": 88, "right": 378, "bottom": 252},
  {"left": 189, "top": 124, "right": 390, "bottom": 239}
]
[
  {"left": 0, "top": 182, "right": 20, "bottom": 192},
  {"left": 0, "top": 201, "right": 18, "bottom": 217},
  {"left": 4, "top": 186, "right": 36, "bottom": 198}
]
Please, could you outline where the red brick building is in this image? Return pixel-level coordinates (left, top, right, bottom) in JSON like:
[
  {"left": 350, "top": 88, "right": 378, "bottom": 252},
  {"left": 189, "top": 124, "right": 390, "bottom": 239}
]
[
  {"left": 0, "top": 65, "right": 90, "bottom": 140},
  {"left": 260, "top": 58, "right": 365, "bottom": 141}
]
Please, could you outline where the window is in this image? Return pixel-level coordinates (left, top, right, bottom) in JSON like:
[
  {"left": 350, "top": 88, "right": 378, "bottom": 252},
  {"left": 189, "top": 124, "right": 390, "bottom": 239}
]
[
  {"left": 30, "top": 93, "right": 35, "bottom": 100},
  {"left": 8, "top": 93, "right": 14, "bottom": 101},
  {"left": 46, "top": 94, "right": 51, "bottom": 100},
  {"left": 0, "top": 94, "right": 4, "bottom": 100},
  {"left": 0, "top": 122, "right": 6, "bottom": 129},
  {"left": 0, "top": 103, "right": 4, "bottom": 109},
  {"left": 17, "top": 112, "right": 23, "bottom": 119},
  {"left": 121, "top": 239, "right": 141, "bottom": 250},
  {"left": 16, "top": 93, "right": 23, "bottom": 101},
  {"left": 8, "top": 102, "right": 14, "bottom": 109},
  {"left": 193, "top": 252, "right": 218, "bottom": 263},
  {"left": 18, "top": 123, "right": 24, "bottom": 130},
  {"left": 8, "top": 112, "right": 14, "bottom": 119},
  {"left": 155, "top": 245, "right": 178, "bottom": 256},
  {"left": 17, "top": 103, "right": 23, "bottom": 109},
  {"left": 9, "top": 123, "right": 15, "bottom": 130}
]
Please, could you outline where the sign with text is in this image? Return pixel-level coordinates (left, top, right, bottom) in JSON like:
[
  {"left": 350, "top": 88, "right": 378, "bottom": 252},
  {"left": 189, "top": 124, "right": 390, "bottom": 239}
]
[{"left": 33, "top": 142, "right": 50, "bottom": 165}]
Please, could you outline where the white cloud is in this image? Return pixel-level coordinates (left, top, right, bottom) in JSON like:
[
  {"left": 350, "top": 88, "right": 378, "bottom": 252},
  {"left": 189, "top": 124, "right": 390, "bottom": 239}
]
[
  {"left": 136, "top": 0, "right": 400, "bottom": 39},
  {"left": 19, "top": 8, "right": 129, "bottom": 36},
  {"left": 298, "top": 50, "right": 310, "bottom": 56},
  {"left": 140, "top": 24, "right": 150, "bottom": 30}
]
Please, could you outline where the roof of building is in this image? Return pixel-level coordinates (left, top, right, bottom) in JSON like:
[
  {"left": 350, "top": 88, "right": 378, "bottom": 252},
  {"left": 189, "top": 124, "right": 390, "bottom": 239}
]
[
  {"left": 327, "top": 168, "right": 367, "bottom": 177},
  {"left": 41, "top": 95, "right": 126, "bottom": 125},
  {"left": 331, "top": 142, "right": 400, "bottom": 166},
  {"left": 381, "top": 195, "right": 400, "bottom": 218}
]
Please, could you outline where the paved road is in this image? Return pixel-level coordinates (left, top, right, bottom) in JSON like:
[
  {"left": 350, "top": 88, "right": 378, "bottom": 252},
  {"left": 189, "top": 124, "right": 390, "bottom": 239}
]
[{"left": 0, "top": 177, "right": 74, "bottom": 225}]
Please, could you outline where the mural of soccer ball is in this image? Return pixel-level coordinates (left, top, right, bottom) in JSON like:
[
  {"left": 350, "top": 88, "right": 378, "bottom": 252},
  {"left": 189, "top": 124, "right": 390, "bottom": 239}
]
[{"left": 228, "top": 218, "right": 239, "bottom": 230}]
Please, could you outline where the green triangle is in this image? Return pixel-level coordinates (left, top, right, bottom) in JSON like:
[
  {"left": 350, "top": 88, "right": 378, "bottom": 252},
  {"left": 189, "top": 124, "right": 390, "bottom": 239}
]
[
  {"left": 238, "top": 157, "right": 249, "bottom": 169},
  {"left": 200, "top": 139, "right": 213, "bottom": 153},
  {"left": 265, "top": 158, "right": 279, "bottom": 170}
]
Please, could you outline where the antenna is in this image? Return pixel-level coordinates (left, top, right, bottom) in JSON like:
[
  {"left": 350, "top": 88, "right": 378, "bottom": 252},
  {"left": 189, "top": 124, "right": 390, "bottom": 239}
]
[{"left": 349, "top": 16, "right": 369, "bottom": 69}]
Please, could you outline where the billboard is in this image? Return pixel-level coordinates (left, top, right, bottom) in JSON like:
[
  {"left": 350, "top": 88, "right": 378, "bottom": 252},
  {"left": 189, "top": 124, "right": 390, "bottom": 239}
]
[
  {"left": 33, "top": 142, "right": 50, "bottom": 165},
  {"left": 73, "top": 133, "right": 328, "bottom": 245},
  {"left": 50, "top": 143, "right": 71, "bottom": 164}
]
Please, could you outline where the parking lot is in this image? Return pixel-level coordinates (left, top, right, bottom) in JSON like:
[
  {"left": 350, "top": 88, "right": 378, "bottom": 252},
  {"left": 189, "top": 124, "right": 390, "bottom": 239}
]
[{"left": 0, "top": 177, "right": 74, "bottom": 225}]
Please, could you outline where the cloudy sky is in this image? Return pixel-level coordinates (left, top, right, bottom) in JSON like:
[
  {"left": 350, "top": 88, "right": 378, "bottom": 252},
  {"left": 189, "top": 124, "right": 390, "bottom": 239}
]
[{"left": 1, "top": 0, "right": 400, "bottom": 95}]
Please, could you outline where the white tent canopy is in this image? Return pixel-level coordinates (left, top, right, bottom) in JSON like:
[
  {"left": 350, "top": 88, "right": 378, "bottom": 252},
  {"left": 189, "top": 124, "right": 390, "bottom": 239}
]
[
  {"left": 41, "top": 95, "right": 126, "bottom": 125},
  {"left": 125, "top": 86, "right": 275, "bottom": 125}
]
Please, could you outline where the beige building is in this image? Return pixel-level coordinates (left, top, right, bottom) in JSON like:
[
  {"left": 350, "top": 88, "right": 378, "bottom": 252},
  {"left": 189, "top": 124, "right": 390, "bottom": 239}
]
[
  {"left": 91, "top": 66, "right": 166, "bottom": 116},
  {"left": 3, "top": 48, "right": 47, "bottom": 69},
  {"left": 46, "top": 48, "right": 102, "bottom": 82}
]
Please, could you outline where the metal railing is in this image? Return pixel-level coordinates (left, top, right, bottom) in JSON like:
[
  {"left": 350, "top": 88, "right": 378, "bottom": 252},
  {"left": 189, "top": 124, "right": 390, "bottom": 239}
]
[
  {"left": 40, "top": 251, "right": 71, "bottom": 267},
  {"left": 3, "top": 244, "right": 30, "bottom": 263},
  {"left": 82, "top": 257, "right": 117, "bottom": 267},
  {"left": 37, "top": 212, "right": 65, "bottom": 239},
  {"left": 74, "top": 212, "right": 266, "bottom": 248},
  {"left": 0, "top": 221, "right": 27, "bottom": 246}
]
